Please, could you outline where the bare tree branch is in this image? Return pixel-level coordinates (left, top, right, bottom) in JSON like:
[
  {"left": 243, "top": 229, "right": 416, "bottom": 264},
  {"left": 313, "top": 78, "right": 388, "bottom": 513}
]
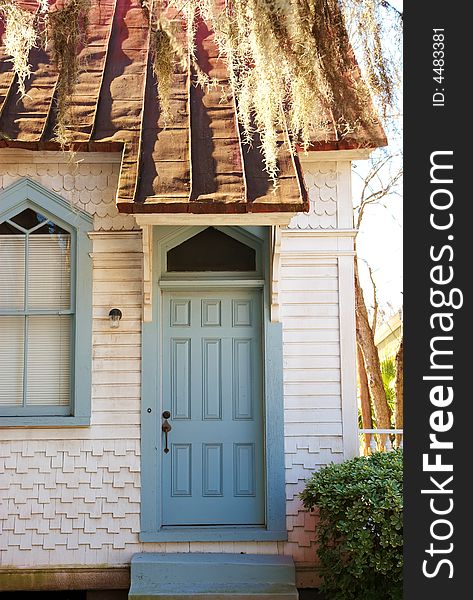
[
  {"left": 379, "top": 1, "right": 403, "bottom": 21},
  {"left": 368, "top": 264, "right": 379, "bottom": 335},
  {"left": 354, "top": 155, "right": 402, "bottom": 231},
  {"left": 353, "top": 149, "right": 402, "bottom": 447},
  {"left": 355, "top": 259, "right": 392, "bottom": 442}
]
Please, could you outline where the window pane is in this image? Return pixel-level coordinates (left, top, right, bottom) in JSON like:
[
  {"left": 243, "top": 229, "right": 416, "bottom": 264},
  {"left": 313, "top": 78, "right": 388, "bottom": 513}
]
[
  {"left": 0, "top": 235, "right": 25, "bottom": 309},
  {"left": 0, "top": 221, "right": 23, "bottom": 235},
  {"left": 167, "top": 228, "right": 256, "bottom": 272},
  {"left": 28, "top": 234, "right": 71, "bottom": 309},
  {"left": 26, "top": 315, "right": 71, "bottom": 406},
  {"left": 10, "top": 209, "right": 47, "bottom": 231},
  {"left": 32, "top": 221, "right": 69, "bottom": 235},
  {"left": 0, "top": 316, "right": 24, "bottom": 406}
]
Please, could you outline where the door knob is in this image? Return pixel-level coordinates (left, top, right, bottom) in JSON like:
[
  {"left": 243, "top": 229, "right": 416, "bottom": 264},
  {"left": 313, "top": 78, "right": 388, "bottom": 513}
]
[{"left": 162, "top": 411, "right": 172, "bottom": 454}]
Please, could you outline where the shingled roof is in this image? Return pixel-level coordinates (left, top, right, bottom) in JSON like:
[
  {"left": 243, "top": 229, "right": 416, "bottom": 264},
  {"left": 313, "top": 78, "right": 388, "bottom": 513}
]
[{"left": 0, "top": 0, "right": 386, "bottom": 215}]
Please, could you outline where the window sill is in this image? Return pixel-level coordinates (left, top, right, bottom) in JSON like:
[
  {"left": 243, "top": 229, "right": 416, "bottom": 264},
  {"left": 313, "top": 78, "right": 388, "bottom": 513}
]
[{"left": 0, "top": 415, "right": 90, "bottom": 427}]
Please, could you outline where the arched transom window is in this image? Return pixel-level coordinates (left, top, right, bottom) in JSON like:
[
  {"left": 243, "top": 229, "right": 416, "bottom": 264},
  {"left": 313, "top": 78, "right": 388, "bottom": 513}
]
[{"left": 166, "top": 227, "right": 258, "bottom": 273}]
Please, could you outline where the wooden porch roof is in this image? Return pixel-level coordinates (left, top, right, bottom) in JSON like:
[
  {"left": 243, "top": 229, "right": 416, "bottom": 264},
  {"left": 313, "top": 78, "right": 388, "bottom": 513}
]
[{"left": 0, "top": 0, "right": 386, "bottom": 215}]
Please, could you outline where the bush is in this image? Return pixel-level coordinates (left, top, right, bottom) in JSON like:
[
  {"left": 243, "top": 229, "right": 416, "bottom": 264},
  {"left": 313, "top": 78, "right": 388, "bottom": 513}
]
[{"left": 300, "top": 450, "right": 403, "bottom": 600}]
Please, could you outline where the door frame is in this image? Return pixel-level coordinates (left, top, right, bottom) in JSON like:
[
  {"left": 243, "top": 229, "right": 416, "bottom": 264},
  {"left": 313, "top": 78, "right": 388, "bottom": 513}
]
[{"left": 140, "top": 225, "right": 287, "bottom": 542}]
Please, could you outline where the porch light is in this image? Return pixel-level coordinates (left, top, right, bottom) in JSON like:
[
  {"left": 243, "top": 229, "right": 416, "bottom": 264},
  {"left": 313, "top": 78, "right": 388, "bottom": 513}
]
[{"left": 109, "top": 308, "right": 122, "bottom": 329}]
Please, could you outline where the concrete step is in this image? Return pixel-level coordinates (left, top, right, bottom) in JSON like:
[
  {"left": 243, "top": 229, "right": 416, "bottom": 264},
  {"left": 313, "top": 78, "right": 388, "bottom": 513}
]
[{"left": 129, "top": 553, "right": 299, "bottom": 600}]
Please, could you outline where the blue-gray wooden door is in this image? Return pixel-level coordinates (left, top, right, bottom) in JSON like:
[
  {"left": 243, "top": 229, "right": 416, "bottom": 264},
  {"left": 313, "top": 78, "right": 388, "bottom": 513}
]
[{"left": 161, "top": 289, "right": 265, "bottom": 526}]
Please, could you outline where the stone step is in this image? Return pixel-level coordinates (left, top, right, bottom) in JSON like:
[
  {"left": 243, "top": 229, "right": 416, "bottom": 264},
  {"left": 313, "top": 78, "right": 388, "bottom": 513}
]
[{"left": 129, "top": 553, "right": 299, "bottom": 600}]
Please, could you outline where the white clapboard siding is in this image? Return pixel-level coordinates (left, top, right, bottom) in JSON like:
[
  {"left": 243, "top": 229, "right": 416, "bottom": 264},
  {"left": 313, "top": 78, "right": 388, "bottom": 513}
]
[
  {"left": 280, "top": 241, "right": 344, "bottom": 457},
  {"left": 284, "top": 355, "right": 340, "bottom": 368},
  {"left": 93, "top": 398, "right": 142, "bottom": 412},
  {"left": 93, "top": 359, "right": 142, "bottom": 372},
  {"left": 283, "top": 342, "right": 340, "bottom": 356},
  {"left": 281, "top": 160, "right": 358, "bottom": 574},
  {"left": 91, "top": 413, "right": 141, "bottom": 426},
  {"left": 93, "top": 332, "right": 142, "bottom": 346},
  {"left": 93, "top": 370, "right": 142, "bottom": 385},
  {"left": 93, "top": 345, "right": 142, "bottom": 359},
  {"left": 284, "top": 369, "right": 341, "bottom": 382},
  {"left": 282, "top": 316, "right": 340, "bottom": 330},
  {"left": 281, "top": 264, "right": 338, "bottom": 278},
  {"left": 280, "top": 303, "right": 339, "bottom": 317},
  {"left": 285, "top": 409, "right": 342, "bottom": 422},
  {"left": 284, "top": 396, "right": 341, "bottom": 409}
]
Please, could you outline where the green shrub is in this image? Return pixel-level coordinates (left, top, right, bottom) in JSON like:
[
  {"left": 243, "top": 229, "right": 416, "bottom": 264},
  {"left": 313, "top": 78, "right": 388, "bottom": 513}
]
[{"left": 300, "top": 450, "right": 403, "bottom": 600}]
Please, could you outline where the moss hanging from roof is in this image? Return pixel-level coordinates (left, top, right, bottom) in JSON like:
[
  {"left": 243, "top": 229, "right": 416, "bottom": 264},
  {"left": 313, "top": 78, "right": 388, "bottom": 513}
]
[
  {"left": 145, "top": 0, "right": 400, "bottom": 180},
  {"left": 0, "top": 0, "right": 90, "bottom": 145},
  {"left": 149, "top": 27, "right": 175, "bottom": 121},
  {"left": 49, "top": 0, "right": 91, "bottom": 146},
  {"left": 144, "top": 0, "right": 214, "bottom": 124},
  {"left": 0, "top": 0, "right": 38, "bottom": 97},
  {"left": 0, "top": 0, "right": 400, "bottom": 172}
]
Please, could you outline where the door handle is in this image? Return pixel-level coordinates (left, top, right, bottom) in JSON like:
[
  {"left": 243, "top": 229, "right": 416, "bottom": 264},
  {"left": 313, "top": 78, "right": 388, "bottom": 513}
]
[{"left": 162, "top": 411, "right": 172, "bottom": 454}]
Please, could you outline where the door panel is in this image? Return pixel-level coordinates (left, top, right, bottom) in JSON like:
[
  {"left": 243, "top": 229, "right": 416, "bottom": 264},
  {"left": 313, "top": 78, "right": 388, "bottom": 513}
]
[{"left": 162, "top": 290, "right": 264, "bottom": 526}]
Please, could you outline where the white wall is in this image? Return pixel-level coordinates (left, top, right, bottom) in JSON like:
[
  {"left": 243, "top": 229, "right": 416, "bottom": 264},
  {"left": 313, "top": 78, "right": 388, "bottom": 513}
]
[
  {"left": 281, "top": 159, "right": 357, "bottom": 576},
  {"left": 0, "top": 151, "right": 357, "bottom": 587}
]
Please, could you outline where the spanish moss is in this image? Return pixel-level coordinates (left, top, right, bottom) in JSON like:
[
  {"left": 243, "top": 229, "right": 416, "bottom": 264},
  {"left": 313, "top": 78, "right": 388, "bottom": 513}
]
[
  {"left": 1, "top": 0, "right": 401, "bottom": 174},
  {"left": 49, "top": 0, "right": 91, "bottom": 146}
]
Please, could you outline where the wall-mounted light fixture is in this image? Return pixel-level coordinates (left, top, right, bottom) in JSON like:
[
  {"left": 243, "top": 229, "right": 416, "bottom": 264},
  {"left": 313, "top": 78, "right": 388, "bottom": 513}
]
[{"left": 109, "top": 308, "right": 123, "bottom": 329}]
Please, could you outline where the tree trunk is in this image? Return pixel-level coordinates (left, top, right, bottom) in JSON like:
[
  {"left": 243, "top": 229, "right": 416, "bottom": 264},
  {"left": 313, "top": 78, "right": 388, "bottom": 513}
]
[
  {"left": 354, "top": 259, "right": 392, "bottom": 449},
  {"left": 394, "top": 338, "right": 404, "bottom": 447},
  {"left": 357, "top": 343, "right": 373, "bottom": 455}
]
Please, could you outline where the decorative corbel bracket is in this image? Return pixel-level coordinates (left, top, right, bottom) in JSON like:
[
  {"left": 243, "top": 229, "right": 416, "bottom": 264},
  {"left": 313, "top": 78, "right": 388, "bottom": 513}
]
[
  {"left": 270, "top": 225, "right": 282, "bottom": 323},
  {"left": 142, "top": 224, "right": 153, "bottom": 322}
]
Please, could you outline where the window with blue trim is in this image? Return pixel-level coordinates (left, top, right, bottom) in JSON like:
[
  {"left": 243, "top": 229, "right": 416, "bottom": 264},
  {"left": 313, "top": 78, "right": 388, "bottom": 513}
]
[{"left": 0, "top": 180, "right": 92, "bottom": 425}]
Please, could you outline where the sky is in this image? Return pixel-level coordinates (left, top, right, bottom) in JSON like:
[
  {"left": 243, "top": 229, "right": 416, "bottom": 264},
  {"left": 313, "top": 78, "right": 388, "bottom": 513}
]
[{"left": 351, "top": 0, "right": 403, "bottom": 320}]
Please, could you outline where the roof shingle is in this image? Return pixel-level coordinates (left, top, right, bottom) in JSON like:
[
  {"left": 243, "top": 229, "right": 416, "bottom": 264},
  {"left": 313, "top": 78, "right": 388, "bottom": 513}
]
[{"left": 0, "top": 0, "right": 386, "bottom": 214}]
